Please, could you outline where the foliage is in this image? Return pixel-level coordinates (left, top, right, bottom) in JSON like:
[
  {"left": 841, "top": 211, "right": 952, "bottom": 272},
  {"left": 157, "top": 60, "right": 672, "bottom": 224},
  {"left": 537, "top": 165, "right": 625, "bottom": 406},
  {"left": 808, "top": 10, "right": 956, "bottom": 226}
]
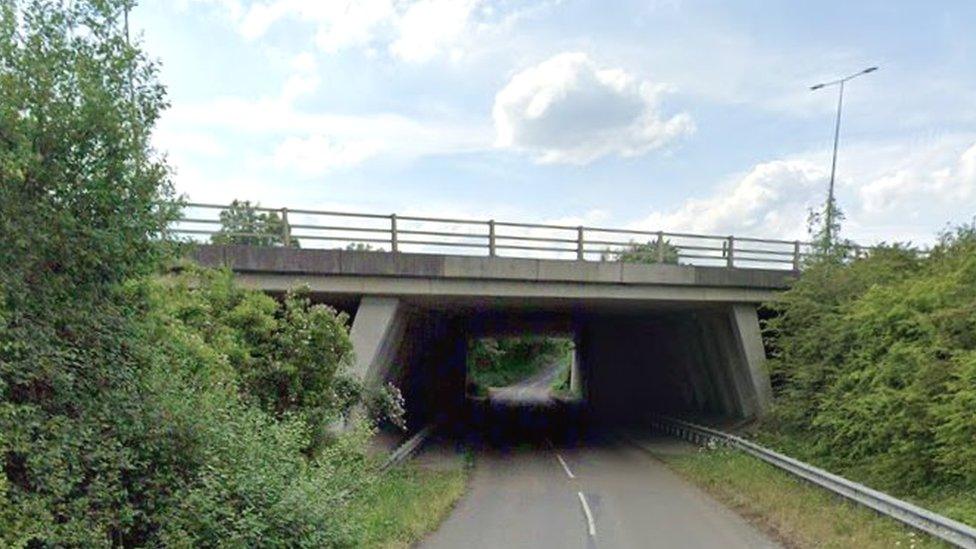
[
  {"left": 806, "top": 195, "right": 847, "bottom": 255},
  {"left": 0, "top": 1, "right": 405, "bottom": 545},
  {"left": 763, "top": 225, "right": 976, "bottom": 503},
  {"left": 155, "top": 268, "right": 406, "bottom": 445},
  {"left": 0, "top": 0, "right": 176, "bottom": 543},
  {"left": 211, "top": 200, "right": 299, "bottom": 248},
  {"left": 467, "top": 337, "right": 573, "bottom": 395},
  {"left": 602, "top": 239, "right": 680, "bottom": 264},
  {"left": 0, "top": 0, "right": 177, "bottom": 305}
]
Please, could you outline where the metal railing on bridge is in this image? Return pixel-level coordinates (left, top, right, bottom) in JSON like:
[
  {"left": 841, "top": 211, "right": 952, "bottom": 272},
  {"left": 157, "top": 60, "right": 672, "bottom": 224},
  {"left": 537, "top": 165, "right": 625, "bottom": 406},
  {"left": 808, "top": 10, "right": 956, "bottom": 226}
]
[{"left": 170, "top": 202, "right": 858, "bottom": 271}]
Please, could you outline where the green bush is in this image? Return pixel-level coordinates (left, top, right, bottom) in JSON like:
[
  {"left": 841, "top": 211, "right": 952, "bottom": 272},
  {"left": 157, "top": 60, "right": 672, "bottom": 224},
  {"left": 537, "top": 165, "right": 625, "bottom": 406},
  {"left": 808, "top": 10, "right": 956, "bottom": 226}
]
[
  {"left": 0, "top": 1, "right": 397, "bottom": 545},
  {"left": 764, "top": 226, "right": 976, "bottom": 498}
]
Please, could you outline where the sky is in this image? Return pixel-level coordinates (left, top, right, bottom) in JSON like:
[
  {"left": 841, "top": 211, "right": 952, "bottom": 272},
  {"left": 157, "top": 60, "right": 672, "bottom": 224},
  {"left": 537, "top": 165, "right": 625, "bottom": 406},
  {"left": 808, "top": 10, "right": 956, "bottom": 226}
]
[{"left": 136, "top": 0, "right": 976, "bottom": 245}]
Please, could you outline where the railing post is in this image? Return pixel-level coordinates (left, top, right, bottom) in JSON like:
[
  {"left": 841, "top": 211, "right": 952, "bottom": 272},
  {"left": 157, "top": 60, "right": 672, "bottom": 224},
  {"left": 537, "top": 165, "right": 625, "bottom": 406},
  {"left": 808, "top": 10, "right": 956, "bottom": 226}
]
[
  {"left": 390, "top": 213, "right": 398, "bottom": 253},
  {"left": 726, "top": 235, "right": 735, "bottom": 268},
  {"left": 656, "top": 231, "right": 665, "bottom": 263},
  {"left": 488, "top": 220, "right": 496, "bottom": 257},
  {"left": 793, "top": 240, "right": 801, "bottom": 270},
  {"left": 280, "top": 207, "right": 291, "bottom": 247},
  {"left": 576, "top": 226, "right": 585, "bottom": 261}
]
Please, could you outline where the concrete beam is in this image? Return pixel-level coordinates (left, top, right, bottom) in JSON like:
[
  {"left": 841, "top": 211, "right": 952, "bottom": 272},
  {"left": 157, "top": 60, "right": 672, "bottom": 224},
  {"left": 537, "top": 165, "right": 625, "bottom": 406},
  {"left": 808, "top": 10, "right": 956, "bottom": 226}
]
[{"left": 230, "top": 273, "right": 782, "bottom": 306}]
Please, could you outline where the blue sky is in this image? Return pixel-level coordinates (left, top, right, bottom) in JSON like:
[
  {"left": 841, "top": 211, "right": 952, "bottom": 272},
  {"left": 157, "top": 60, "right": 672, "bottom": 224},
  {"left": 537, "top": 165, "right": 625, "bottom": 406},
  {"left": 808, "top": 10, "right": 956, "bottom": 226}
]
[{"left": 137, "top": 0, "right": 976, "bottom": 245}]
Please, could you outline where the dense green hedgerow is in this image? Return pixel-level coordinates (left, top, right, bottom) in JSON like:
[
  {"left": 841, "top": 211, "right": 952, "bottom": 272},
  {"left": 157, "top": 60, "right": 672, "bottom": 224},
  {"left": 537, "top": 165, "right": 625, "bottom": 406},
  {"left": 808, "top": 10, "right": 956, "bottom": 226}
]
[
  {"left": 763, "top": 226, "right": 976, "bottom": 500},
  {"left": 0, "top": 1, "right": 398, "bottom": 545}
]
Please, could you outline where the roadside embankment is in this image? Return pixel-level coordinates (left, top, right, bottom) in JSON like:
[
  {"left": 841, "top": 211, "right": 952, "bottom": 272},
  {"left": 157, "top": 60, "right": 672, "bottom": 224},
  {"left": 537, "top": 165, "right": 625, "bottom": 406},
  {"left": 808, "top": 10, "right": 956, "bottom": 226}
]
[
  {"left": 350, "top": 440, "right": 470, "bottom": 548},
  {"left": 629, "top": 437, "right": 948, "bottom": 548}
]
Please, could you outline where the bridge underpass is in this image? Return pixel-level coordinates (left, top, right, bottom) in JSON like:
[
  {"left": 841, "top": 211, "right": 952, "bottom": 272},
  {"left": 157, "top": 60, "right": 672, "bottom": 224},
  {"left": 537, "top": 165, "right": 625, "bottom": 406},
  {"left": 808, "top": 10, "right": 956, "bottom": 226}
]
[
  {"left": 191, "top": 244, "right": 789, "bottom": 546},
  {"left": 346, "top": 299, "right": 771, "bottom": 428},
  {"left": 191, "top": 244, "right": 782, "bottom": 429}
]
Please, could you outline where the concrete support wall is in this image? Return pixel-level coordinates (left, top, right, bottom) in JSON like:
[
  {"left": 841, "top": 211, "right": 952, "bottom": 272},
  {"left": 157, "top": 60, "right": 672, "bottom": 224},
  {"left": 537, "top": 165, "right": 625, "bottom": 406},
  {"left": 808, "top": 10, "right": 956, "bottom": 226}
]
[
  {"left": 728, "top": 304, "right": 773, "bottom": 415},
  {"left": 692, "top": 306, "right": 772, "bottom": 418},
  {"left": 579, "top": 315, "right": 700, "bottom": 423},
  {"left": 349, "top": 297, "right": 409, "bottom": 386},
  {"left": 349, "top": 298, "right": 469, "bottom": 429},
  {"left": 396, "top": 314, "right": 468, "bottom": 428},
  {"left": 577, "top": 305, "right": 772, "bottom": 423}
]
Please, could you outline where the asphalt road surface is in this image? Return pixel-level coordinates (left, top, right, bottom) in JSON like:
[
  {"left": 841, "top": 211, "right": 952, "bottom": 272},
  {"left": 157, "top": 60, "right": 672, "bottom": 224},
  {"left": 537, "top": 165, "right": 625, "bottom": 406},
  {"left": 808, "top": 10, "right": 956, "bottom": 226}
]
[
  {"left": 425, "top": 398, "right": 780, "bottom": 549},
  {"left": 487, "top": 361, "right": 565, "bottom": 403}
]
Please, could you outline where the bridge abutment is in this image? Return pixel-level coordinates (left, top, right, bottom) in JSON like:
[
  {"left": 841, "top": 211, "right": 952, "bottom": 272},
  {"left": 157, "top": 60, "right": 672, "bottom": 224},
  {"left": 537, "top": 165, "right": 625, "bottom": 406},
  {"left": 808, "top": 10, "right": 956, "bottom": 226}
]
[
  {"left": 349, "top": 298, "right": 468, "bottom": 429},
  {"left": 578, "top": 305, "right": 771, "bottom": 422}
]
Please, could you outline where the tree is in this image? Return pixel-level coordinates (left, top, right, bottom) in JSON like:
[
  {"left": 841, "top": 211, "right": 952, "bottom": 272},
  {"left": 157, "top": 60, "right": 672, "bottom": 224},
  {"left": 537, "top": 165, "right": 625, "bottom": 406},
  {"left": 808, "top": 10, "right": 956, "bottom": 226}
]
[
  {"left": 602, "top": 240, "right": 680, "bottom": 264},
  {"left": 0, "top": 0, "right": 179, "bottom": 543},
  {"left": 0, "top": 2, "right": 376, "bottom": 544},
  {"left": 806, "top": 196, "right": 856, "bottom": 261},
  {"left": 0, "top": 0, "right": 176, "bottom": 303},
  {"left": 211, "top": 200, "right": 299, "bottom": 247}
]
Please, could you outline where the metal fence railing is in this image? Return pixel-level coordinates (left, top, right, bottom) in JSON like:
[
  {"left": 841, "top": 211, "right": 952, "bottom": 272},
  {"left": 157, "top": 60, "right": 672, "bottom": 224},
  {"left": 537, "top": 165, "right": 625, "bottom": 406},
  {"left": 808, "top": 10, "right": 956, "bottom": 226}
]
[
  {"left": 170, "top": 202, "right": 875, "bottom": 271},
  {"left": 643, "top": 416, "right": 976, "bottom": 548}
]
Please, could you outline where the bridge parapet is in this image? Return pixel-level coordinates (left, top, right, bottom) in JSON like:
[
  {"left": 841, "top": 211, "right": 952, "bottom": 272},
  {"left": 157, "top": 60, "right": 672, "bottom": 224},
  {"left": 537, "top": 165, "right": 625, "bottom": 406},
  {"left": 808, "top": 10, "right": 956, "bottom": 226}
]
[{"left": 173, "top": 202, "right": 827, "bottom": 271}]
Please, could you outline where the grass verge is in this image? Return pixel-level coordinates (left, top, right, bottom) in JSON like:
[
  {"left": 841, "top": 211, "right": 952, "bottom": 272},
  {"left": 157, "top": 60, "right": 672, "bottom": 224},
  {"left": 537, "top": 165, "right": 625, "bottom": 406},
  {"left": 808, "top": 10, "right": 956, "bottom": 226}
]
[
  {"left": 347, "top": 461, "right": 468, "bottom": 548},
  {"left": 660, "top": 448, "right": 948, "bottom": 548}
]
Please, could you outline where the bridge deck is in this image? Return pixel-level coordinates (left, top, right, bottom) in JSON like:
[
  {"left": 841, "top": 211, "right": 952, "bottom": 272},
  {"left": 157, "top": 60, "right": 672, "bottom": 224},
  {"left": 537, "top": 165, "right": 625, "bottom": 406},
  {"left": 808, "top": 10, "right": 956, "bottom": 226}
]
[{"left": 190, "top": 245, "right": 796, "bottom": 306}]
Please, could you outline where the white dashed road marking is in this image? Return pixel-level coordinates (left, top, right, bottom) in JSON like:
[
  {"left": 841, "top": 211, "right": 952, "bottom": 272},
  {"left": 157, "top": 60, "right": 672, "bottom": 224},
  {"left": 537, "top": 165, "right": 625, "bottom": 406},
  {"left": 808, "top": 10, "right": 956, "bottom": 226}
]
[
  {"left": 577, "top": 491, "right": 596, "bottom": 537},
  {"left": 556, "top": 453, "right": 576, "bottom": 479}
]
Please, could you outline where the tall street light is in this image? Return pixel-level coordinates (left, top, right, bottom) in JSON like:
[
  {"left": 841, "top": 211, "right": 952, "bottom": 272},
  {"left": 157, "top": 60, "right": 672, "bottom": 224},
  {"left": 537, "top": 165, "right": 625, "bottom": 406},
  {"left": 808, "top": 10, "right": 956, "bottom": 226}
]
[{"left": 810, "top": 66, "right": 878, "bottom": 246}]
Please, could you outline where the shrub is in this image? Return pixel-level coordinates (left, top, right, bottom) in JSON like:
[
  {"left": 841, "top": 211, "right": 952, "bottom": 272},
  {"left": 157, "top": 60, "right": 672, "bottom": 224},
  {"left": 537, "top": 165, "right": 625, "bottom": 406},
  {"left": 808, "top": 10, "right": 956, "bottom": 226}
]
[
  {"left": 0, "top": 1, "right": 394, "bottom": 544},
  {"left": 764, "top": 227, "right": 976, "bottom": 494}
]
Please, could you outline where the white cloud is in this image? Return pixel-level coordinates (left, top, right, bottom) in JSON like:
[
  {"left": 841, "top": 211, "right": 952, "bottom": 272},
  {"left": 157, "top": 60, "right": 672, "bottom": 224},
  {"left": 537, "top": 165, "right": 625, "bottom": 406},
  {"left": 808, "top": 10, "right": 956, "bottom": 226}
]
[
  {"left": 859, "top": 142, "right": 976, "bottom": 214},
  {"left": 309, "top": 0, "right": 396, "bottom": 54},
  {"left": 272, "top": 135, "right": 381, "bottom": 176},
  {"left": 633, "top": 159, "right": 826, "bottom": 239},
  {"left": 389, "top": 0, "right": 478, "bottom": 62},
  {"left": 492, "top": 52, "right": 694, "bottom": 164},
  {"left": 212, "top": 0, "right": 499, "bottom": 63},
  {"left": 629, "top": 137, "right": 976, "bottom": 245}
]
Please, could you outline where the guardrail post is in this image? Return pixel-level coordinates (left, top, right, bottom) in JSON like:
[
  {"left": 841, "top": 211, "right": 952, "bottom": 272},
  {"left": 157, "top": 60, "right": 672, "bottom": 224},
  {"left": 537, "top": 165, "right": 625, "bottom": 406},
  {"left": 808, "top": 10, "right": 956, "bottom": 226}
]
[
  {"left": 576, "top": 226, "right": 585, "bottom": 261},
  {"left": 793, "top": 240, "right": 801, "bottom": 270},
  {"left": 488, "top": 220, "right": 496, "bottom": 257},
  {"left": 390, "top": 214, "right": 398, "bottom": 253},
  {"left": 280, "top": 207, "right": 291, "bottom": 247},
  {"left": 656, "top": 231, "right": 665, "bottom": 263},
  {"left": 726, "top": 235, "right": 735, "bottom": 268}
]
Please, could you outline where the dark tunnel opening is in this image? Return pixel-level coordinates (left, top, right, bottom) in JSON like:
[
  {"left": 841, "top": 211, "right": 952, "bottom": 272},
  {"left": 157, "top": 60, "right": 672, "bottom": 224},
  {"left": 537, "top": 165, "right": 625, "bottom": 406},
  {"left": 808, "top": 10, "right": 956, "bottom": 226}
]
[{"left": 336, "top": 297, "right": 772, "bottom": 451}]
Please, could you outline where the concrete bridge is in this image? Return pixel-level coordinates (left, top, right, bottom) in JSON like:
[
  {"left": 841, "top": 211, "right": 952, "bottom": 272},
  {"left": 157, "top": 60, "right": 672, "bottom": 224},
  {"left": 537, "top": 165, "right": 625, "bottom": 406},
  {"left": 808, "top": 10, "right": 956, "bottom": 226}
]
[{"left": 190, "top": 243, "right": 795, "bottom": 426}]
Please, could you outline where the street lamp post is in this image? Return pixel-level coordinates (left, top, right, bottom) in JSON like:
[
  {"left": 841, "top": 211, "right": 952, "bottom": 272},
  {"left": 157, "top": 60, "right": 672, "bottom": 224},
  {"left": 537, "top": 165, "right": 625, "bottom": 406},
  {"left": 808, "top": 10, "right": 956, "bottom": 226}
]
[{"left": 810, "top": 66, "right": 878, "bottom": 247}]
